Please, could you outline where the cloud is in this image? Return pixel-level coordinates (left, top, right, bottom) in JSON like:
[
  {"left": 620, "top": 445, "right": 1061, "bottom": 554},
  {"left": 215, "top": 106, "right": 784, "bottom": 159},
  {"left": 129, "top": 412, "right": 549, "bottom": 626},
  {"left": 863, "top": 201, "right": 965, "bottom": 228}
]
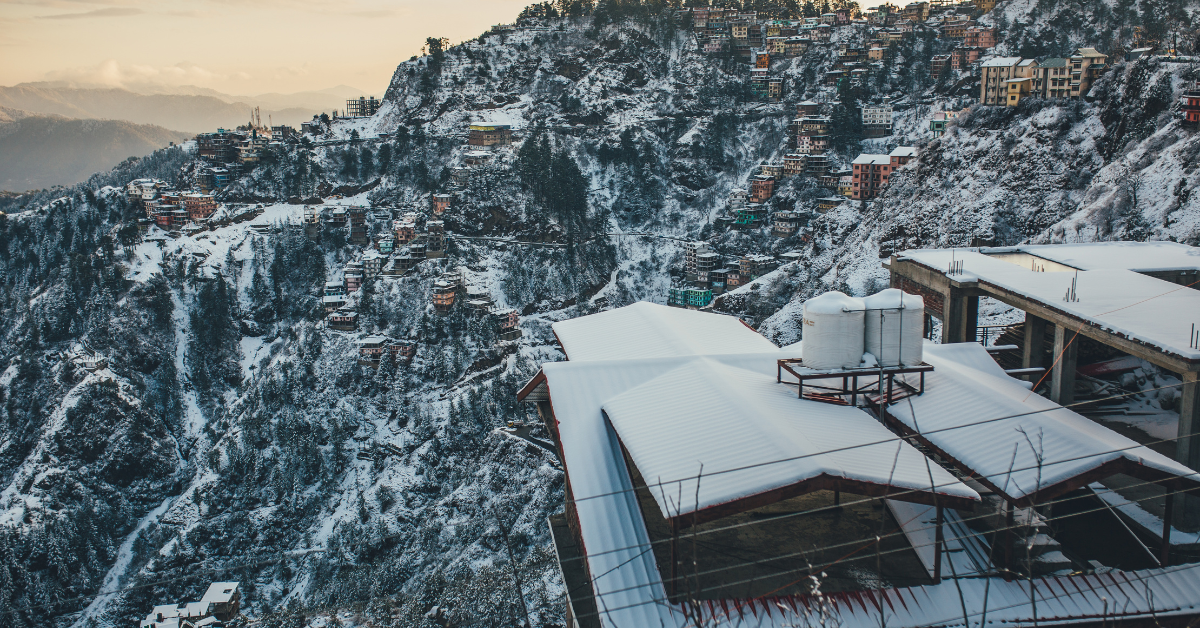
[
  {"left": 37, "top": 7, "right": 141, "bottom": 19},
  {"left": 44, "top": 59, "right": 231, "bottom": 87}
]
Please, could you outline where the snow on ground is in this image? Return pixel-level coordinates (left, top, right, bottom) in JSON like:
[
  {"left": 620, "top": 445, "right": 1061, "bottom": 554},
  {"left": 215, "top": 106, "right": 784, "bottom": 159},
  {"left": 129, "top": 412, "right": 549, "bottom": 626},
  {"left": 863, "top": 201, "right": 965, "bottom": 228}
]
[
  {"left": 171, "top": 291, "right": 206, "bottom": 441},
  {"left": 72, "top": 495, "right": 177, "bottom": 628},
  {"left": 0, "top": 369, "right": 135, "bottom": 528},
  {"left": 240, "top": 336, "right": 270, "bottom": 380}
]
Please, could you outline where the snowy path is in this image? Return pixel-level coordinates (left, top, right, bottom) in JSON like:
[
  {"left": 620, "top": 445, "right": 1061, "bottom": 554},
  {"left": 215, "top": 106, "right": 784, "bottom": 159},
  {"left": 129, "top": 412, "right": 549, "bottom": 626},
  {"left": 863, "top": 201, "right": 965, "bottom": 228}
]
[{"left": 71, "top": 494, "right": 176, "bottom": 628}]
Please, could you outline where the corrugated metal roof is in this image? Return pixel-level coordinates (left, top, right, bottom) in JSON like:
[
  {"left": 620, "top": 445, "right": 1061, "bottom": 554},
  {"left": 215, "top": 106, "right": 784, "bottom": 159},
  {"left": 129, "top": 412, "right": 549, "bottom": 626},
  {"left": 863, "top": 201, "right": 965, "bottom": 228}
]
[{"left": 697, "top": 563, "right": 1200, "bottom": 627}]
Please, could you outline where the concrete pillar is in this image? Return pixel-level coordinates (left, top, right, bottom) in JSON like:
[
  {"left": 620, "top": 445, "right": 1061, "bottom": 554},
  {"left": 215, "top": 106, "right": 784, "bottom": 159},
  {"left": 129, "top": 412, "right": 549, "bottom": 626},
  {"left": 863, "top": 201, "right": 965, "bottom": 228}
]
[
  {"left": 941, "top": 290, "right": 979, "bottom": 344},
  {"left": 1175, "top": 372, "right": 1200, "bottom": 529},
  {"left": 1179, "top": 372, "right": 1200, "bottom": 471},
  {"left": 965, "top": 295, "right": 979, "bottom": 344},
  {"left": 1022, "top": 314, "right": 1048, "bottom": 381},
  {"left": 1050, "top": 325, "right": 1078, "bottom": 406}
]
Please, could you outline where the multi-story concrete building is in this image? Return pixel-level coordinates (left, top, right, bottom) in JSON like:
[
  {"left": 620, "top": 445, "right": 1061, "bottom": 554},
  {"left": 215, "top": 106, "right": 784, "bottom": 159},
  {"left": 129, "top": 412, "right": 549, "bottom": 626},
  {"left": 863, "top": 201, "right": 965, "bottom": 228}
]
[
  {"left": 964, "top": 26, "right": 997, "bottom": 48},
  {"left": 1031, "top": 58, "right": 1070, "bottom": 98},
  {"left": 182, "top": 193, "right": 217, "bottom": 222},
  {"left": 979, "top": 57, "right": 1035, "bottom": 105},
  {"left": 852, "top": 146, "right": 916, "bottom": 200},
  {"left": 862, "top": 104, "right": 893, "bottom": 137},
  {"left": 467, "top": 124, "right": 513, "bottom": 147},
  {"left": 951, "top": 46, "right": 984, "bottom": 70},
  {"left": 345, "top": 96, "right": 380, "bottom": 117},
  {"left": 931, "top": 54, "right": 951, "bottom": 78},
  {"left": 1067, "top": 47, "right": 1108, "bottom": 97}
]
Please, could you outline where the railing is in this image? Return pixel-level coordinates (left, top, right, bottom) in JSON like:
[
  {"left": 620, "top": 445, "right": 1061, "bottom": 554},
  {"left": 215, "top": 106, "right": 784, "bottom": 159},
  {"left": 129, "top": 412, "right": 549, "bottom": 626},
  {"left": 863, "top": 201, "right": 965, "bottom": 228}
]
[{"left": 976, "top": 324, "right": 1012, "bottom": 347}]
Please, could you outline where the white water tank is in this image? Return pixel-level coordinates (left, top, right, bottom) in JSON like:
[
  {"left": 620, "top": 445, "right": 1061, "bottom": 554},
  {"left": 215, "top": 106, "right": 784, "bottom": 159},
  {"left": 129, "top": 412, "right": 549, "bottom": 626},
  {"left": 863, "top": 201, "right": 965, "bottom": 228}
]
[
  {"left": 801, "top": 291, "right": 866, "bottom": 369},
  {"left": 863, "top": 288, "right": 924, "bottom": 367}
]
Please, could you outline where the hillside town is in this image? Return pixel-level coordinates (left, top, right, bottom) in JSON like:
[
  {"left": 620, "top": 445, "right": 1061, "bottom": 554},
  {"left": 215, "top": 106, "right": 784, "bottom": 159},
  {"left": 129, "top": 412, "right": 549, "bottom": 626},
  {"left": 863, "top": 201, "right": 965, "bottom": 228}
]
[{"left": 10, "top": 1, "right": 1200, "bottom": 628}]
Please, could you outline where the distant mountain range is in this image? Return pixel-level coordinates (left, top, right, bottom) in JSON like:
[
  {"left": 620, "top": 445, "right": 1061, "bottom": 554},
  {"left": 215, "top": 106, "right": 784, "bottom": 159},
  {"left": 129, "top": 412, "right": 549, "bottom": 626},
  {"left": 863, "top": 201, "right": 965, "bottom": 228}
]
[
  {"left": 0, "top": 82, "right": 370, "bottom": 134},
  {"left": 0, "top": 82, "right": 372, "bottom": 192},
  {"left": 0, "top": 108, "right": 192, "bottom": 192}
]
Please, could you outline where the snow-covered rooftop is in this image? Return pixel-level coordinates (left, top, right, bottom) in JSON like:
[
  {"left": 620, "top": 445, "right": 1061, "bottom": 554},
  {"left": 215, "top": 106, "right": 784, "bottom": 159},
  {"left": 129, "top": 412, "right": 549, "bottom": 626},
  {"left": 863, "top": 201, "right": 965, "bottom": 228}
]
[
  {"left": 852, "top": 153, "right": 890, "bottom": 165},
  {"left": 551, "top": 301, "right": 776, "bottom": 361},
  {"left": 532, "top": 302, "right": 1200, "bottom": 627},
  {"left": 988, "top": 241, "right": 1200, "bottom": 273},
  {"left": 888, "top": 343, "right": 1200, "bottom": 502},
  {"left": 981, "top": 56, "right": 1022, "bottom": 67},
  {"left": 894, "top": 247, "right": 1200, "bottom": 362},
  {"left": 601, "top": 357, "right": 977, "bottom": 522}
]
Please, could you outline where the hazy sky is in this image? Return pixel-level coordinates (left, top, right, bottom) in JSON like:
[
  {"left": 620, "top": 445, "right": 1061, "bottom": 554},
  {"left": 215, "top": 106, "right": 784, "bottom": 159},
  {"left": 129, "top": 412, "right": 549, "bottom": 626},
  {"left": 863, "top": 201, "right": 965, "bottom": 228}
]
[{"left": 0, "top": 0, "right": 533, "bottom": 96}]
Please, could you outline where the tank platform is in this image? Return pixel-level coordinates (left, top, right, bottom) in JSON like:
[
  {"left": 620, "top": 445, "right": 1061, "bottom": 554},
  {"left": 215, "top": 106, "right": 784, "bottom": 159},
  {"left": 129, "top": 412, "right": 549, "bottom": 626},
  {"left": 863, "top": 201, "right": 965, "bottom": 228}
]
[{"left": 776, "top": 358, "right": 933, "bottom": 407}]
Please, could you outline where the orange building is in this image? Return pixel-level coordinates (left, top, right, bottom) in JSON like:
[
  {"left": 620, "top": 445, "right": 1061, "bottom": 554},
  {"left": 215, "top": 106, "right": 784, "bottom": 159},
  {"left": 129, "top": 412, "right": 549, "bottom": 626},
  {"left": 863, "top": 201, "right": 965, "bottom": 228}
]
[{"left": 182, "top": 193, "right": 217, "bottom": 222}]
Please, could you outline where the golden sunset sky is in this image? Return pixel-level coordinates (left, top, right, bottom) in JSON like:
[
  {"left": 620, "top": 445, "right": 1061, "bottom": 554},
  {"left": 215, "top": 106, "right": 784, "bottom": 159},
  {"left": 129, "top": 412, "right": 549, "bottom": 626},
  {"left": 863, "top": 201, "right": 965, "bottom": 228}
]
[{"left": 0, "top": 0, "right": 533, "bottom": 95}]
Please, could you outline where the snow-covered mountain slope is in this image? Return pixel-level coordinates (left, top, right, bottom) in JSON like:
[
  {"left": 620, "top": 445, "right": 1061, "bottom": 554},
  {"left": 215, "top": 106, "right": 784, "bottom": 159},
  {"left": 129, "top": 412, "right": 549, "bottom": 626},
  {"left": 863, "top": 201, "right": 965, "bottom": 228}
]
[
  {"left": 740, "top": 56, "right": 1200, "bottom": 343},
  {"left": 5, "top": 6, "right": 1200, "bottom": 628}
]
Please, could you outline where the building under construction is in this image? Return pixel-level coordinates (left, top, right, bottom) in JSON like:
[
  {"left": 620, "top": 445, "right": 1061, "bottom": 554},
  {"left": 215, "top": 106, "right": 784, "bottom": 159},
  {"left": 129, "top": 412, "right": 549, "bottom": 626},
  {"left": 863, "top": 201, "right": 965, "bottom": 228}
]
[{"left": 345, "top": 96, "right": 381, "bottom": 117}]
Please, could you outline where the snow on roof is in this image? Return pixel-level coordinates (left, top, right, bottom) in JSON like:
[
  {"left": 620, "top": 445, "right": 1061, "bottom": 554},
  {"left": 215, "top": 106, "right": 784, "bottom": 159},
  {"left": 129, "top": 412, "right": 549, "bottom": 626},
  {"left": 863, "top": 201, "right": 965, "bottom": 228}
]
[
  {"left": 355, "top": 335, "right": 387, "bottom": 345},
  {"left": 534, "top": 338, "right": 1200, "bottom": 628},
  {"left": 853, "top": 153, "right": 890, "bottom": 165},
  {"left": 889, "top": 146, "right": 917, "bottom": 158},
  {"left": 600, "top": 357, "right": 977, "bottom": 521},
  {"left": 551, "top": 301, "right": 775, "bottom": 361},
  {"left": 537, "top": 304, "right": 987, "bottom": 626},
  {"left": 887, "top": 343, "right": 1200, "bottom": 502},
  {"left": 895, "top": 248, "right": 1200, "bottom": 361},
  {"left": 981, "top": 56, "right": 1022, "bottom": 67},
  {"left": 991, "top": 241, "right": 1200, "bottom": 272}
]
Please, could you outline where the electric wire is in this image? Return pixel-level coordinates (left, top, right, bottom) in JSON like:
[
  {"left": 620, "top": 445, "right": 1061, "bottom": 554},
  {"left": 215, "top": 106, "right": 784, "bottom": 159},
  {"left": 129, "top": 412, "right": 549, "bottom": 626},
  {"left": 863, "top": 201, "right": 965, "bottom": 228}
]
[
  {"left": 27, "top": 423, "right": 1197, "bottom": 621},
  {"left": 21, "top": 330, "right": 1200, "bottom": 619}
]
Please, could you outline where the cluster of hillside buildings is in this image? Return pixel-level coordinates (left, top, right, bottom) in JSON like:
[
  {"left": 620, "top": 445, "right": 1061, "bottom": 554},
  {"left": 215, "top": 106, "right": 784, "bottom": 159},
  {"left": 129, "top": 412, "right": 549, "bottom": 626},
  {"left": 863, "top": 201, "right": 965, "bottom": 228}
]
[
  {"left": 668, "top": 245, "right": 788, "bottom": 308},
  {"left": 126, "top": 179, "right": 221, "bottom": 233},
  {"left": 923, "top": 46, "right": 1109, "bottom": 138},
  {"left": 684, "top": 1, "right": 998, "bottom": 100},
  {"left": 714, "top": 99, "right": 917, "bottom": 236},
  {"left": 140, "top": 582, "right": 239, "bottom": 628},
  {"left": 192, "top": 124, "right": 298, "bottom": 191}
]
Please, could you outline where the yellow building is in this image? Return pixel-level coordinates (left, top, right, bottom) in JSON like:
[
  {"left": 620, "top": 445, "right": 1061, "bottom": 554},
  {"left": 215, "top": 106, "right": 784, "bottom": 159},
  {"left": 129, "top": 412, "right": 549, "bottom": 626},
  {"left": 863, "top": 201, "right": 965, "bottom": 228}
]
[{"left": 1004, "top": 77, "right": 1032, "bottom": 106}]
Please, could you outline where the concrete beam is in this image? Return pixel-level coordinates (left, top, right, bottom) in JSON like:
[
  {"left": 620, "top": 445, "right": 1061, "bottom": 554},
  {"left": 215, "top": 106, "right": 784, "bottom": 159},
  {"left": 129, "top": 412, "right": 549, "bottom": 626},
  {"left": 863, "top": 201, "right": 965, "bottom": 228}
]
[
  {"left": 1050, "top": 325, "right": 1079, "bottom": 406},
  {"left": 1022, "top": 315, "right": 1048, "bottom": 381},
  {"left": 891, "top": 258, "right": 1200, "bottom": 375}
]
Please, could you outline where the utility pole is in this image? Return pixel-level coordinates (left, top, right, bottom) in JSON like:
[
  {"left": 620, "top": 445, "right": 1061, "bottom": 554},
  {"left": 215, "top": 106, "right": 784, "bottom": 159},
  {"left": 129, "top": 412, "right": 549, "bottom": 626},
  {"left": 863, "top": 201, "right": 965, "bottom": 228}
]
[{"left": 492, "top": 508, "right": 532, "bottom": 628}]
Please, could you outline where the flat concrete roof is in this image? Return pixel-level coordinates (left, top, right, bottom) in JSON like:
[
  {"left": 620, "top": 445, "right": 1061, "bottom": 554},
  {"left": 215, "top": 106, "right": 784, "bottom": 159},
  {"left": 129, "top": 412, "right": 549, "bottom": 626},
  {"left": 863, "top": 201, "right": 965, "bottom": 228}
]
[
  {"left": 985, "top": 242, "right": 1200, "bottom": 273},
  {"left": 893, "top": 248, "right": 1200, "bottom": 367}
]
